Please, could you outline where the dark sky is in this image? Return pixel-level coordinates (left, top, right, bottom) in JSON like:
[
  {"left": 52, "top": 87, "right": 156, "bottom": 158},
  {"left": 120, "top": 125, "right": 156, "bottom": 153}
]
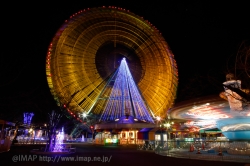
[{"left": 1, "top": 1, "right": 249, "bottom": 121}]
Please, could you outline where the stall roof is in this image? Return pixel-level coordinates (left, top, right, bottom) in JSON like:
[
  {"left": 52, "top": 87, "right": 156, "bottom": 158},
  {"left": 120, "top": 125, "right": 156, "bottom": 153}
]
[
  {"left": 199, "top": 128, "right": 222, "bottom": 133},
  {"left": 138, "top": 128, "right": 154, "bottom": 140},
  {"left": 0, "top": 120, "right": 15, "bottom": 126},
  {"left": 139, "top": 128, "right": 154, "bottom": 132}
]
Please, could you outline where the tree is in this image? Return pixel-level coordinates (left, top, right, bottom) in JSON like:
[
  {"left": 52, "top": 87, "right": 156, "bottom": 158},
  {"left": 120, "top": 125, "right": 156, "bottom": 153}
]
[
  {"left": 70, "top": 113, "right": 99, "bottom": 139},
  {"left": 45, "top": 109, "right": 63, "bottom": 152}
]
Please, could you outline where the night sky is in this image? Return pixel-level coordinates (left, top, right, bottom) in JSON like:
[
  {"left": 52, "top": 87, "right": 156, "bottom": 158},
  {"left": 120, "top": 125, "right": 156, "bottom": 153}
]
[{"left": 1, "top": 1, "right": 249, "bottom": 122}]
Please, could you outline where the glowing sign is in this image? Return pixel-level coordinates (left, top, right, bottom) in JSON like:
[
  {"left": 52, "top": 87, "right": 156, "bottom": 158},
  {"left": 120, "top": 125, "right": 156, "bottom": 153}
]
[
  {"left": 184, "top": 138, "right": 193, "bottom": 142},
  {"left": 105, "top": 138, "right": 118, "bottom": 144}
]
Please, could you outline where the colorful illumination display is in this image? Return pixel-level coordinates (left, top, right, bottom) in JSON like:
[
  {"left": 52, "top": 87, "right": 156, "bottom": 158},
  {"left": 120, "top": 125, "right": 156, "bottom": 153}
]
[
  {"left": 185, "top": 103, "right": 230, "bottom": 120},
  {"left": 100, "top": 58, "right": 154, "bottom": 123},
  {"left": 105, "top": 138, "right": 118, "bottom": 144},
  {"left": 184, "top": 120, "right": 217, "bottom": 129},
  {"left": 53, "top": 127, "right": 64, "bottom": 152},
  {"left": 23, "top": 112, "right": 34, "bottom": 126},
  {"left": 169, "top": 94, "right": 250, "bottom": 140},
  {"left": 169, "top": 96, "right": 233, "bottom": 129},
  {"left": 46, "top": 7, "right": 178, "bottom": 120}
]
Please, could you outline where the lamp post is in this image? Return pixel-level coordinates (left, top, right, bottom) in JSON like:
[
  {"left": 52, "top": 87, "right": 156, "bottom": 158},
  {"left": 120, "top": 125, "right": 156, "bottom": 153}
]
[
  {"left": 164, "top": 121, "right": 174, "bottom": 141},
  {"left": 162, "top": 120, "right": 174, "bottom": 155},
  {"left": 79, "top": 112, "right": 87, "bottom": 119},
  {"left": 156, "top": 116, "right": 161, "bottom": 127}
]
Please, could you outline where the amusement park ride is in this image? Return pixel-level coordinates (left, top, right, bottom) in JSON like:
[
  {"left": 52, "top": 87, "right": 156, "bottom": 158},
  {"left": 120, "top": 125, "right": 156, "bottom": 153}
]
[
  {"left": 169, "top": 73, "right": 250, "bottom": 141},
  {"left": 46, "top": 7, "right": 177, "bottom": 124},
  {"left": 45, "top": 6, "right": 249, "bottom": 147},
  {"left": 45, "top": 6, "right": 178, "bottom": 145}
]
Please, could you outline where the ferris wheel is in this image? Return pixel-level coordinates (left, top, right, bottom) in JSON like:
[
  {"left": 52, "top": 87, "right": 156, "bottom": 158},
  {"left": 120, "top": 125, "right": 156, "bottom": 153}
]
[{"left": 46, "top": 6, "right": 178, "bottom": 120}]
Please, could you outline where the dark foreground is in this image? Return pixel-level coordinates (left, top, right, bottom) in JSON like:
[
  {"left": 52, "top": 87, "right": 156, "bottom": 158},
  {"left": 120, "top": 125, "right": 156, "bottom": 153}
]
[{"left": 0, "top": 143, "right": 249, "bottom": 166}]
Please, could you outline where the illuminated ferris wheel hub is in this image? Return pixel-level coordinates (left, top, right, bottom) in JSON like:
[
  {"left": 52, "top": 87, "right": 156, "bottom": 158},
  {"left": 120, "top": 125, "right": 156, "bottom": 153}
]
[{"left": 46, "top": 6, "right": 178, "bottom": 122}]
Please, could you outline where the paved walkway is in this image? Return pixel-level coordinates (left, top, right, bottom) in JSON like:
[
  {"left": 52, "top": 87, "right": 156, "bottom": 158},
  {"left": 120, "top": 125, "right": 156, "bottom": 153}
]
[
  {"left": 156, "top": 148, "right": 250, "bottom": 163},
  {"left": 0, "top": 143, "right": 249, "bottom": 166}
]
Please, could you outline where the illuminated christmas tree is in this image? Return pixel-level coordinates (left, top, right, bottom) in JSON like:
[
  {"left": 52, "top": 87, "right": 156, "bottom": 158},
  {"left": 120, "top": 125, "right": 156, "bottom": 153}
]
[
  {"left": 53, "top": 127, "right": 64, "bottom": 152},
  {"left": 99, "top": 58, "right": 154, "bottom": 123}
]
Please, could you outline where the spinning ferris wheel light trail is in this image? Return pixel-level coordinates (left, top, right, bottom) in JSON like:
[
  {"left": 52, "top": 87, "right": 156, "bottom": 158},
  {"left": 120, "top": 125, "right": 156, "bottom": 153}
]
[{"left": 46, "top": 6, "right": 178, "bottom": 121}]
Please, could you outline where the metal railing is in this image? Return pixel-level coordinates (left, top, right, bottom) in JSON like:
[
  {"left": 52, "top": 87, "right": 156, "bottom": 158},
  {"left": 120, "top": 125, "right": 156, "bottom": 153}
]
[
  {"left": 137, "top": 140, "right": 250, "bottom": 163},
  {"left": 14, "top": 136, "right": 93, "bottom": 144}
]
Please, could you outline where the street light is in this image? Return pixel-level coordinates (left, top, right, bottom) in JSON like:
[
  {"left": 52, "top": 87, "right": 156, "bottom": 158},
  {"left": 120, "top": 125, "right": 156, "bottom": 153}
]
[
  {"left": 29, "top": 128, "right": 33, "bottom": 133},
  {"left": 82, "top": 112, "right": 87, "bottom": 118},
  {"left": 164, "top": 123, "right": 171, "bottom": 128},
  {"left": 164, "top": 121, "right": 174, "bottom": 140},
  {"left": 156, "top": 116, "right": 161, "bottom": 121},
  {"left": 79, "top": 112, "right": 87, "bottom": 119},
  {"left": 156, "top": 116, "right": 161, "bottom": 127}
]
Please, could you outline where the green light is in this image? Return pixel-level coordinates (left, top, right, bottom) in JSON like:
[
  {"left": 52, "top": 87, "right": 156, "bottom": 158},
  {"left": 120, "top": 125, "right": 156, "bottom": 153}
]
[{"left": 105, "top": 138, "right": 118, "bottom": 143}]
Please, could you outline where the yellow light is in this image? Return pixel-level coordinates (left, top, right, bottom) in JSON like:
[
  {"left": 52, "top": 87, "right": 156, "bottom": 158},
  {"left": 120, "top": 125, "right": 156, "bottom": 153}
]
[
  {"left": 82, "top": 112, "right": 87, "bottom": 117},
  {"left": 47, "top": 7, "right": 178, "bottom": 119},
  {"left": 156, "top": 116, "right": 161, "bottom": 121},
  {"left": 164, "top": 123, "right": 171, "bottom": 128}
]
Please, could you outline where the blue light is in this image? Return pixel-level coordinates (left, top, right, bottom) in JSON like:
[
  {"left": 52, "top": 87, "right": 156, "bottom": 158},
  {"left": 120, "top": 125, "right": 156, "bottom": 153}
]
[
  {"left": 53, "top": 127, "right": 64, "bottom": 152},
  {"left": 23, "top": 112, "right": 34, "bottom": 125},
  {"left": 100, "top": 58, "right": 154, "bottom": 123},
  {"left": 216, "top": 117, "right": 250, "bottom": 140}
]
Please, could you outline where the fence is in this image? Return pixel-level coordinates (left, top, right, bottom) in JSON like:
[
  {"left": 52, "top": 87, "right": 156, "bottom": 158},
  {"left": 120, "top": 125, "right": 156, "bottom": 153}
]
[
  {"left": 137, "top": 139, "right": 250, "bottom": 163},
  {"left": 14, "top": 136, "right": 93, "bottom": 144}
]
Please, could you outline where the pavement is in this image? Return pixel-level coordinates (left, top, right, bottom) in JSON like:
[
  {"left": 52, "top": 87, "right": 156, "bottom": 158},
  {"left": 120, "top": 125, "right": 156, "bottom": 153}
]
[
  {"left": 0, "top": 143, "right": 249, "bottom": 166},
  {"left": 157, "top": 148, "right": 250, "bottom": 163}
]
